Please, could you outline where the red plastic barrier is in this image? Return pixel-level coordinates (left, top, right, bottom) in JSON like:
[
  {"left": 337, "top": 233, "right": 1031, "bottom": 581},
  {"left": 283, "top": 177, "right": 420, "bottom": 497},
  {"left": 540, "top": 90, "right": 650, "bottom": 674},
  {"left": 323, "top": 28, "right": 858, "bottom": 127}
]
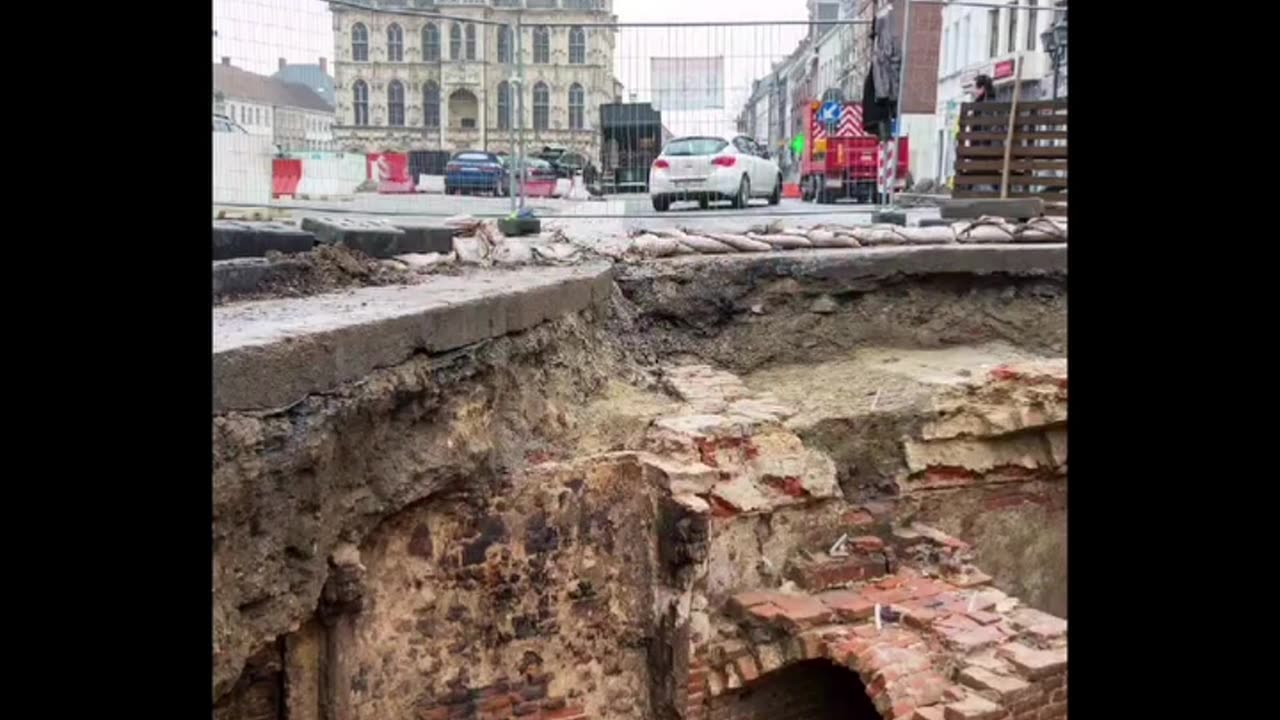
[
  {"left": 272, "top": 158, "right": 302, "bottom": 197},
  {"left": 369, "top": 153, "right": 415, "bottom": 193},
  {"left": 523, "top": 179, "right": 558, "bottom": 198}
]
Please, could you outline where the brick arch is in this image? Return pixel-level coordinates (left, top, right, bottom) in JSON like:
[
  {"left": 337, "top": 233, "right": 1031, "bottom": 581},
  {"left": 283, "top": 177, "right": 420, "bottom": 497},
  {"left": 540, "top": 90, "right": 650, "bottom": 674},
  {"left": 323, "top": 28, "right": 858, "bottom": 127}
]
[
  {"left": 690, "top": 607, "right": 952, "bottom": 720},
  {"left": 706, "top": 658, "right": 882, "bottom": 720}
]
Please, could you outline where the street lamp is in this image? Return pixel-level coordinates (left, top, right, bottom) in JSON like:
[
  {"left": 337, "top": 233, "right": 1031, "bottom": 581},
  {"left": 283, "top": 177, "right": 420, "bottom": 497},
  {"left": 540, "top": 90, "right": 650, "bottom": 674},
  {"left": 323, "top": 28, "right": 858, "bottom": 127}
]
[{"left": 1040, "top": 16, "right": 1068, "bottom": 100}]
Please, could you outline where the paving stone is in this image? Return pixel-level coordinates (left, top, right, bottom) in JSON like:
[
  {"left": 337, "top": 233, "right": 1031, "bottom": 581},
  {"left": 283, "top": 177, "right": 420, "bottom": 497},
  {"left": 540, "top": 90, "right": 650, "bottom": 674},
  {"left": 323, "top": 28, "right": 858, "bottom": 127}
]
[
  {"left": 940, "top": 623, "right": 1006, "bottom": 652},
  {"left": 212, "top": 220, "right": 315, "bottom": 260},
  {"left": 815, "top": 590, "right": 876, "bottom": 621},
  {"left": 873, "top": 210, "right": 908, "bottom": 226},
  {"left": 944, "top": 694, "right": 1003, "bottom": 720},
  {"left": 301, "top": 215, "right": 409, "bottom": 258},
  {"left": 1008, "top": 608, "right": 1067, "bottom": 640},
  {"left": 997, "top": 643, "right": 1067, "bottom": 679},
  {"left": 958, "top": 666, "right": 1032, "bottom": 700}
]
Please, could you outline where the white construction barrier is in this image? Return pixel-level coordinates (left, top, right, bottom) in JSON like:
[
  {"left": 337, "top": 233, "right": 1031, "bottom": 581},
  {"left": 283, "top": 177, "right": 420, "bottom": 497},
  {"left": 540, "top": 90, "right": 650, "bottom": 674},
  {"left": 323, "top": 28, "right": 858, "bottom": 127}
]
[
  {"left": 417, "top": 174, "right": 446, "bottom": 194},
  {"left": 290, "top": 152, "right": 367, "bottom": 197},
  {"left": 213, "top": 132, "right": 273, "bottom": 206}
]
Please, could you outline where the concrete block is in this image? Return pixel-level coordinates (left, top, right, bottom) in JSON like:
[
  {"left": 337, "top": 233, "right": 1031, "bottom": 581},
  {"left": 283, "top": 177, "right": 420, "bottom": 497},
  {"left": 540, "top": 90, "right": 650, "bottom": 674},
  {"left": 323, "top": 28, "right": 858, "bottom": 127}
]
[
  {"left": 213, "top": 262, "right": 615, "bottom": 413},
  {"left": 919, "top": 218, "right": 953, "bottom": 228},
  {"left": 212, "top": 258, "right": 308, "bottom": 299},
  {"left": 872, "top": 210, "right": 907, "bottom": 226},
  {"left": 389, "top": 221, "right": 458, "bottom": 254},
  {"left": 940, "top": 198, "right": 1045, "bottom": 221},
  {"left": 301, "top": 216, "right": 408, "bottom": 259},
  {"left": 212, "top": 221, "right": 315, "bottom": 260}
]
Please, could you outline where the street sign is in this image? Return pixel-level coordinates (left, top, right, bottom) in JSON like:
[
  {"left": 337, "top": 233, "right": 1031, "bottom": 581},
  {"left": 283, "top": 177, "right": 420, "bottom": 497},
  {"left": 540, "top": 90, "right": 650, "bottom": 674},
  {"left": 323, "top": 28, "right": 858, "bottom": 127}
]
[{"left": 819, "top": 102, "right": 842, "bottom": 124}]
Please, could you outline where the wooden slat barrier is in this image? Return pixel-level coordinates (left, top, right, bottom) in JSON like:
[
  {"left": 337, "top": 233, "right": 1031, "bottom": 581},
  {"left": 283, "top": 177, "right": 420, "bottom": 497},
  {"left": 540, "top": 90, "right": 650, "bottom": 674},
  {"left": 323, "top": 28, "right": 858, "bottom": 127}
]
[{"left": 954, "top": 100, "right": 1067, "bottom": 211}]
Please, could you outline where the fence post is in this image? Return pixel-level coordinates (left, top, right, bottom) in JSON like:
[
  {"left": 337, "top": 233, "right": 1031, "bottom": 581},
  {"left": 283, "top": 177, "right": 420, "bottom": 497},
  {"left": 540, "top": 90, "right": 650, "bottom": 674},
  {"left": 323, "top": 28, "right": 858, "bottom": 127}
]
[
  {"left": 889, "top": 0, "right": 912, "bottom": 207},
  {"left": 515, "top": 14, "right": 526, "bottom": 211}
]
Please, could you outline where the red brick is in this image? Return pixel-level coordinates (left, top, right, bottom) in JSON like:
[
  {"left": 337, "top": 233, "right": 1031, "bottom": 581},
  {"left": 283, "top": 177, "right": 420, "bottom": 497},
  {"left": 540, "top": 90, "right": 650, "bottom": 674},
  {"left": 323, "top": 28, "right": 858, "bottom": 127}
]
[
  {"left": 958, "top": 666, "right": 1032, "bottom": 700},
  {"left": 944, "top": 694, "right": 1004, "bottom": 720},
  {"left": 797, "top": 631, "right": 827, "bottom": 659},
  {"left": 900, "top": 671, "right": 952, "bottom": 706},
  {"left": 913, "top": 708, "right": 947, "bottom": 720},
  {"left": 997, "top": 644, "right": 1067, "bottom": 680},
  {"left": 417, "top": 709, "right": 449, "bottom": 720},
  {"left": 900, "top": 605, "right": 942, "bottom": 629},
  {"left": 843, "top": 508, "right": 876, "bottom": 526},
  {"left": 893, "top": 701, "right": 917, "bottom": 718},
  {"left": 942, "top": 624, "right": 1006, "bottom": 652},
  {"left": 853, "top": 535, "right": 886, "bottom": 551},
  {"left": 734, "top": 654, "right": 760, "bottom": 683},
  {"left": 936, "top": 613, "right": 981, "bottom": 632},
  {"left": 966, "top": 610, "right": 1002, "bottom": 625},
  {"left": 729, "top": 589, "right": 788, "bottom": 610},
  {"left": 949, "top": 571, "right": 994, "bottom": 588},
  {"left": 817, "top": 590, "right": 876, "bottom": 621},
  {"left": 769, "top": 594, "right": 835, "bottom": 629}
]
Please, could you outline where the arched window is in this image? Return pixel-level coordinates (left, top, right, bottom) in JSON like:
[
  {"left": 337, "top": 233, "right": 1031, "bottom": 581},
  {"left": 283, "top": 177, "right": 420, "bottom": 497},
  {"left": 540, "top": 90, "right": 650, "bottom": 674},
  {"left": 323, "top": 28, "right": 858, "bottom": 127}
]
[
  {"left": 568, "top": 83, "right": 585, "bottom": 130},
  {"left": 422, "top": 23, "right": 440, "bottom": 62},
  {"left": 533, "top": 26, "right": 550, "bottom": 64},
  {"left": 351, "top": 23, "right": 369, "bottom": 62},
  {"left": 387, "top": 23, "right": 403, "bottom": 62},
  {"left": 352, "top": 80, "right": 369, "bottom": 126},
  {"left": 569, "top": 26, "right": 586, "bottom": 64},
  {"left": 533, "top": 82, "right": 549, "bottom": 131},
  {"left": 423, "top": 81, "right": 440, "bottom": 128},
  {"left": 465, "top": 23, "right": 476, "bottom": 61},
  {"left": 497, "top": 25, "right": 513, "bottom": 64},
  {"left": 388, "top": 80, "right": 405, "bottom": 126},
  {"left": 497, "top": 81, "right": 512, "bottom": 130},
  {"left": 450, "top": 23, "right": 462, "bottom": 60}
]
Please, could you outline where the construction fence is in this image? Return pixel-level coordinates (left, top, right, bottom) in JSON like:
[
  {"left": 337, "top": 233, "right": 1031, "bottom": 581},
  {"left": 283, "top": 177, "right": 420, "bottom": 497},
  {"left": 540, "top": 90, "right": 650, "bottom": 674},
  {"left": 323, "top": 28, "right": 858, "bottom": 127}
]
[{"left": 212, "top": 0, "right": 1066, "bottom": 217}]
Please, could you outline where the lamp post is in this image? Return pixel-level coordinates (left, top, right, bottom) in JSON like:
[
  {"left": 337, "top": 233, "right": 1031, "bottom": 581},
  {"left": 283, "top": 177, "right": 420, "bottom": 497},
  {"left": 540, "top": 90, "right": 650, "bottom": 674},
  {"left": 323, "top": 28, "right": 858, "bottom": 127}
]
[{"left": 1040, "top": 16, "right": 1068, "bottom": 100}]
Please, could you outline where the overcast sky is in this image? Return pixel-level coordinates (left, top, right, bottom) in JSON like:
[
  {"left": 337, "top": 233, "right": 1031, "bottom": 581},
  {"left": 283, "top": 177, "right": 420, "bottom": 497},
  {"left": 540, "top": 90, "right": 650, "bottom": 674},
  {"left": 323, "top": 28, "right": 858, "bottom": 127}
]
[{"left": 213, "top": 0, "right": 812, "bottom": 135}]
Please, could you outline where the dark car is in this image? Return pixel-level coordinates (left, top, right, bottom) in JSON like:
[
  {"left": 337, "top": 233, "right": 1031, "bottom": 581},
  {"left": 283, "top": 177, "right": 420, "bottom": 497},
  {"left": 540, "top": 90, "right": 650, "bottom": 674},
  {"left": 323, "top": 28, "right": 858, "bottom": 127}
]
[
  {"left": 445, "top": 151, "right": 510, "bottom": 196},
  {"left": 535, "top": 146, "right": 591, "bottom": 180}
]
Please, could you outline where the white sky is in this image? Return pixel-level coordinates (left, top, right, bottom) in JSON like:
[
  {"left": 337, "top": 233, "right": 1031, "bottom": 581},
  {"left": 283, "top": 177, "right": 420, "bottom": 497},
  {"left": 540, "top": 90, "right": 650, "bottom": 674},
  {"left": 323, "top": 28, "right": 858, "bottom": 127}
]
[{"left": 212, "top": 0, "right": 812, "bottom": 136}]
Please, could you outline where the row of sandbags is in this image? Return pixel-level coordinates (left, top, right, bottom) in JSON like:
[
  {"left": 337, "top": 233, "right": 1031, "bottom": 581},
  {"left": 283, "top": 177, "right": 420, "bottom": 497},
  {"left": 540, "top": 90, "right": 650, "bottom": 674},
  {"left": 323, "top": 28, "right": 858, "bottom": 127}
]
[{"left": 626, "top": 216, "right": 1067, "bottom": 259}]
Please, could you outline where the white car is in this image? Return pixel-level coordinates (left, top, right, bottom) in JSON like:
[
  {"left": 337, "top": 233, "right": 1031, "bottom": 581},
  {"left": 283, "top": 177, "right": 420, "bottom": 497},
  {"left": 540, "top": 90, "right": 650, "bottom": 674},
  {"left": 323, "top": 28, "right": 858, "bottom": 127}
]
[{"left": 649, "top": 135, "right": 783, "bottom": 212}]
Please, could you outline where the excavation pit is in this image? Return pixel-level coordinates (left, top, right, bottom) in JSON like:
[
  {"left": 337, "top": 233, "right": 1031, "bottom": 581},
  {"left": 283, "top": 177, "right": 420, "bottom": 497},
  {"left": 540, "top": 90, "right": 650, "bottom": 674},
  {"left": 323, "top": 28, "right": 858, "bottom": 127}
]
[{"left": 213, "top": 245, "right": 1067, "bottom": 720}]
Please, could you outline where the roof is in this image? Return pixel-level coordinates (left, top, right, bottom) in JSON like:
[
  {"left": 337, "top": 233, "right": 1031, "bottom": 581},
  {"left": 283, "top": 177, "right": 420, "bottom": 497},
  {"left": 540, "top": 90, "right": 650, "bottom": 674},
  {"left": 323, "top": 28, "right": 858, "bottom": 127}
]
[
  {"left": 213, "top": 63, "right": 333, "bottom": 113},
  {"left": 272, "top": 65, "right": 335, "bottom": 106}
]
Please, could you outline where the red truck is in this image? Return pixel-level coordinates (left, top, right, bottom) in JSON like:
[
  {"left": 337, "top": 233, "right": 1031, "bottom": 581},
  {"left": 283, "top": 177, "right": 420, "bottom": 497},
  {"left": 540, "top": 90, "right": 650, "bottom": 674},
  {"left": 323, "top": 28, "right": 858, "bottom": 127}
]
[{"left": 800, "top": 101, "right": 909, "bottom": 204}]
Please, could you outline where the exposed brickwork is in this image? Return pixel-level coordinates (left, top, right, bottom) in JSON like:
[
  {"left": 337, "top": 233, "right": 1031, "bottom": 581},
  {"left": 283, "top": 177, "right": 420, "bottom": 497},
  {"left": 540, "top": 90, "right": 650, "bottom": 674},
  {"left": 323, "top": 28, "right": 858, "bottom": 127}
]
[{"left": 413, "top": 676, "right": 587, "bottom": 720}]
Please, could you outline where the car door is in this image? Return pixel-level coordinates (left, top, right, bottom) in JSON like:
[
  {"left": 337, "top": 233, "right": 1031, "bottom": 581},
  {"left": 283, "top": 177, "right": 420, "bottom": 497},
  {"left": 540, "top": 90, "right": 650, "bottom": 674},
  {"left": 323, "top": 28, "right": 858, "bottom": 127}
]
[
  {"left": 756, "top": 140, "right": 779, "bottom": 192},
  {"left": 732, "top": 136, "right": 762, "bottom": 193}
]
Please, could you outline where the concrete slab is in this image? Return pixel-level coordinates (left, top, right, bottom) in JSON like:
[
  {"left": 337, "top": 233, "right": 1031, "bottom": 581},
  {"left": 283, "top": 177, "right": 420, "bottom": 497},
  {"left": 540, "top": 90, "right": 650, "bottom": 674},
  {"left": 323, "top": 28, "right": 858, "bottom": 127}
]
[
  {"left": 213, "top": 262, "right": 614, "bottom": 413},
  {"left": 389, "top": 220, "right": 458, "bottom": 254},
  {"left": 212, "top": 257, "right": 309, "bottom": 298},
  {"left": 872, "top": 210, "right": 908, "bottom": 226},
  {"left": 940, "top": 198, "right": 1044, "bottom": 220},
  {"left": 212, "top": 221, "right": 316, "bottom": 260},
  {"left": 301, "top": 216, "right": 408, "bottom": 259}
]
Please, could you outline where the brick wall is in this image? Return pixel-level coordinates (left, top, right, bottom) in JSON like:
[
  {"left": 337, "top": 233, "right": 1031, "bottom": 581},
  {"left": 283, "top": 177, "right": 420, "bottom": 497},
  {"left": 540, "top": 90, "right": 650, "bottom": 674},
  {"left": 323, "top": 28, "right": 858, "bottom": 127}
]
[
  {"left": 414, "top": 675, "right": 587, "bottom": 720},
  {"left": 704, "top": 660, "right": 881, "bottom": 720}
]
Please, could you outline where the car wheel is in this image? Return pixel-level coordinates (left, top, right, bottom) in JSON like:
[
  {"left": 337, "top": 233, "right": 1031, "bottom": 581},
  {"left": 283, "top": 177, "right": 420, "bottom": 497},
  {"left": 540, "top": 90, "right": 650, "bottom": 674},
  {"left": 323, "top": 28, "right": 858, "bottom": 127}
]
[
  {"left": 733, "top": 176, "right": 750, "bottom": 209},
  {"left": 652, "top": 195, "right": 670, "bottom": 212},
  {"left": 768, "top": 174, "right": 782, "bottom": 205}
]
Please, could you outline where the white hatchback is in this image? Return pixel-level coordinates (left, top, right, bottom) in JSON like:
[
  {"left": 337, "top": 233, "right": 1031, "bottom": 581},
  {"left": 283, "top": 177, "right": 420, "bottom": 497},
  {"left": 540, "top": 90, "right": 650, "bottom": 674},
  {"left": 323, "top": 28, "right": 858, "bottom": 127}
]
[{"left": 649, "top": 135, "right": 783, "bottom": 212}]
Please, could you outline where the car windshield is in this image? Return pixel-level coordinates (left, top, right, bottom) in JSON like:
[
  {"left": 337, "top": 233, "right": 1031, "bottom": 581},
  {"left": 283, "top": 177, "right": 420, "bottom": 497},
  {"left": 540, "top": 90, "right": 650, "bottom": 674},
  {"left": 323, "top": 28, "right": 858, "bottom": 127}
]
[
  {"left": 664, "top": 138, "right": 729, "bottom": 157},
  {"left": 455, "top": 153, "right": 492, "bottom": 162}
]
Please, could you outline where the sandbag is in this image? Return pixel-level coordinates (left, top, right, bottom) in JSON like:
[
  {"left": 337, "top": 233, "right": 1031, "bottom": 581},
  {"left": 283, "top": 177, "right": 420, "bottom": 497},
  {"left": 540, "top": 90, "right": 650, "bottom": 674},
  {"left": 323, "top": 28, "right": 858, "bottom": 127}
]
[
  {"left": 805, "top": 229, "right": 861, "bottom": 248},
  {"left": 953, "top": 216, "right": 1018, "bottom": 244},
  {"left": 748, "top": 233, "right": 814, "bottom": 249},
  {"left": 704, "top": 233, "right": 774, "bottom": 252},
  {"left": 1014, "top": 216, "right": 1068, "bottom": 243},
  {"left": 677, "top": 234, "right": 736, "bottom": 254},
  {"left": 631, "top": 234, "right": 694, "bottom": 257}
]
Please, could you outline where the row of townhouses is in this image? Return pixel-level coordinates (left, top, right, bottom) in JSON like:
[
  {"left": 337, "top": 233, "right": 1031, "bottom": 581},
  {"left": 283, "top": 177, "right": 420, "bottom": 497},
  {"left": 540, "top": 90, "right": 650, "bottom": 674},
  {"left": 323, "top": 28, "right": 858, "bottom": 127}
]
[
  {"left": 737, "top": 0, "right": 1067, "bottom": 187},
  {"left": 213, "top": 57, "right": 338, "bottom": 152}
]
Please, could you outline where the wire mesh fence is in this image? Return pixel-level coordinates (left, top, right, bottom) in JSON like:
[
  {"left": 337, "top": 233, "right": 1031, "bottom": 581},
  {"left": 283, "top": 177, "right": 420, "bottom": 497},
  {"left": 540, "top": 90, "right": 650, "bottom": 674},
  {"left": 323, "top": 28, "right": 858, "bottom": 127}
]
[{"left": 212, "top": 1, "right": 1065, "bottom": 218}]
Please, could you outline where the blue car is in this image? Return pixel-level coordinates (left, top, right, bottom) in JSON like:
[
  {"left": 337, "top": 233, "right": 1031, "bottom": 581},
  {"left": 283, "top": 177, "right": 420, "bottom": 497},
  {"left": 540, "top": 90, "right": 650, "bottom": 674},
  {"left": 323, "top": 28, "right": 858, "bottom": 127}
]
[{"left": 445, "top": 151, "right": 510, "bottom": 196}]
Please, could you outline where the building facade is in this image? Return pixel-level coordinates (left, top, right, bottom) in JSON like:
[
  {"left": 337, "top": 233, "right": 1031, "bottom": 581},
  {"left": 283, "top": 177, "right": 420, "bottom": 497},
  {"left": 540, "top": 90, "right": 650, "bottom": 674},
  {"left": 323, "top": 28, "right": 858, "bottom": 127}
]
[
  {"left": 214, "top": 59, "right": 338, "bottom": 151},
  {"left": 935, "top": 0, "right": 1064, "bottom": 185},
  {"left": 330, "top": 0, "right": 617, "bottom": 163}
]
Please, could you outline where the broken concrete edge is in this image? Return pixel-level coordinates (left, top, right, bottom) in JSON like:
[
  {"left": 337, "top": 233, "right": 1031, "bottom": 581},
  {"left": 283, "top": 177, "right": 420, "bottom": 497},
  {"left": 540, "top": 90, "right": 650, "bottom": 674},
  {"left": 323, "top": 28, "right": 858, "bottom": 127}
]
[{"left": 212, "top": 263, "right": 615, "bottom": 414}]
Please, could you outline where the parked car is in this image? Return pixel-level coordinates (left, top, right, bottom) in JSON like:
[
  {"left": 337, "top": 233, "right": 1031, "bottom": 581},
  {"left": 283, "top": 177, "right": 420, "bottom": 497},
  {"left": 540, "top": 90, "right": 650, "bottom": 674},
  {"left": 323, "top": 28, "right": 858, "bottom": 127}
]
[
  {"left": 536, "top": 146, "right": 591, "bottom": 179},
  {"left": 648, "top": 135, "right": 783, "bottom": 211},
  {"left": 523, "top": 157, "right": 558, "bottom": 182},
  {"left": 445, "top": 151, "right": 510, "bottom": 196},
  {"left": 213, "top": 112, "right": 246, "bottom": 133}
]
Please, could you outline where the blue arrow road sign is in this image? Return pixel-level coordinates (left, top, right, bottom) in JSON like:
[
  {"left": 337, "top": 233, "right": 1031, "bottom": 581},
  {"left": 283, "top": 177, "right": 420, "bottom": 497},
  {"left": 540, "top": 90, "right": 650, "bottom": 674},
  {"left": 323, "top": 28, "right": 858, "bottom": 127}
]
[{"left": 819, "top": 102, "right": 842, "bottom": 124}]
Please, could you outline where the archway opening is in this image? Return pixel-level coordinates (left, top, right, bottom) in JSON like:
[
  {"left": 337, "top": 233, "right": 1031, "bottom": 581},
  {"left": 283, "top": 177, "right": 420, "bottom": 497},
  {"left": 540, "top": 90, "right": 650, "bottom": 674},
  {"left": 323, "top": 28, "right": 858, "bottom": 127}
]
[
  {"left": 448, "top": 89, "right": 479, "bottom": 130},
  {"left": 708, "top": 659, "right": 882, "bottom": 720}
]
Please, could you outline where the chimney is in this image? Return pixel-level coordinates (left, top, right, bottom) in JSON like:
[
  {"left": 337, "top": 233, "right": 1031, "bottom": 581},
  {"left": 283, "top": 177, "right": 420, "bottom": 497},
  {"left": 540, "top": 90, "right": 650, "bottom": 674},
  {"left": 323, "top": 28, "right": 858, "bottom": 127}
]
[
  {"left": 221, "top": 56, "right": 231, "bottom": 66},
  {"left": 319, "top": 57, "right": 328, "bottom": 74},
  {"left": 279, "top": 58, "right": 287, "bottom": 71}
]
